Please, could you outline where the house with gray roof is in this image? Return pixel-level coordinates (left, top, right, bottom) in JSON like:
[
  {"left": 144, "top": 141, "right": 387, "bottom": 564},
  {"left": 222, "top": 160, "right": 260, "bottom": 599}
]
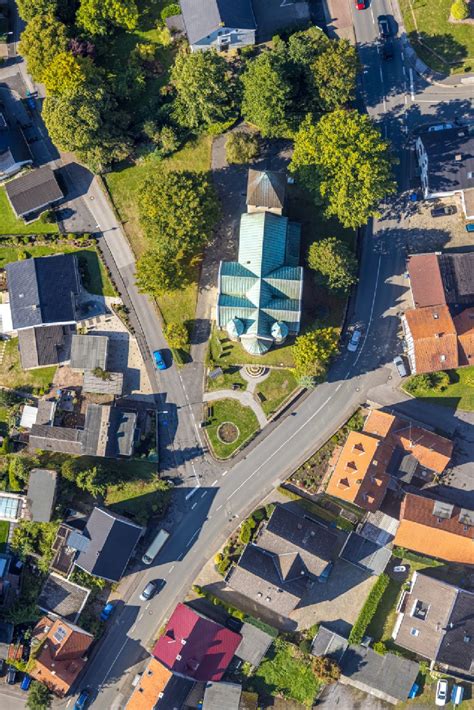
[
  {"left": 38, "top": 572, "right": 90, "bottom": 623},
  {"left": 26, "top": 468, "right": 57, "bottom": 522},
  {"left": 216, "top": 211, "right": 303, "bottom": 355},
  {"left": 18, "top": 324, "right": 75, "bottom": 370},
  {"left": 5, "top": 165, "right": 63, "bottom": 219},
  {"left": 339, "top": 532, "right": 391, "bottom": 576},
  {"left": 70, "top": 334, "right": 108, "bottom": 371},
  {"left": 247, "top": 170, "right": 286, "bottom": 215},
  {"left": 181, "top": 0, "right": 256, "bottom": 52},
  {"left": 203, "top": 681, "right": 242, "bottom": 710},
  {"left": 235, "top": 622, "right": 273, "bottom": 667}
]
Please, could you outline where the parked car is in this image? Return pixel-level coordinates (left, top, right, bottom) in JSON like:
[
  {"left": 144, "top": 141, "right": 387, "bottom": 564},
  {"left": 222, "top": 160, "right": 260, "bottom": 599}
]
[
  {"left": 427, "top": 122, "right": 453, "bottom": 132},
  {"left": 225, "top": 616, "right": 243, "bottom": 633},
  {"left": 393, "top": 356, "right": 407, "bottom": 378},
  {"left": 153, "top": 349, "right": 167, "bottom": 370},
  {"left": 393, "top": 565, "right": 407, "bottom": 573},
  {"left": 378, "top": 15, "right": 391, "bottom": 37},
  {"left": 99, "top": 602, "right": 115, "bottom": 622},
  {"left": 355, "top": 0, "right": 365, "bottom": 10},
  {"left": 74, "top": 689, "right": 90, "bottom": 710},
  {"left": 139, "top": 580, "right": 165, "bottom": 602},
  {"left": 20, "top": 674, "right": 32, "bottom": 691},
  {"left": 347, "top": 329, "right": 362, "bottom": 352},
  {"left": 435, "top": 679, "right": 449, "bottom": 706},
  {"left": 431, "top": 205, "right": 456, "bottom": 217},
  {"left": 6, "top": 666, "right": 16, "bottom": 684},
  {"left": 466, "top": 223, "right": 474, "bottom": 232}
]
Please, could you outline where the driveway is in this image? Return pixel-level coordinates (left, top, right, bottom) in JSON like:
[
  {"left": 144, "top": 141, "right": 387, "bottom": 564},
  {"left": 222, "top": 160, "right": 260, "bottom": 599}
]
[{"left": 318, "top": 683, "right": 393, "bottom": 709}]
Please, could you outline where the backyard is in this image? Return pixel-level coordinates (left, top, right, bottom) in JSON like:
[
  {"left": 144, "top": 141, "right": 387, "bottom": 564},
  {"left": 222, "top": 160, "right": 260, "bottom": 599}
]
[
  {"left": 399, "top": 0, "right": 474, "bottom": 74},
  {"left": 402, "top": 367, "right": 474, "bottom": 411},
  {"left": 0, "top": 188, "right": 58, "bottom": 235},
  {"left": 204, "top": 398, "right": 260, "bottom": 459},
  {"left": 0, "top": 338, "right": 56, "bottom": 393}
]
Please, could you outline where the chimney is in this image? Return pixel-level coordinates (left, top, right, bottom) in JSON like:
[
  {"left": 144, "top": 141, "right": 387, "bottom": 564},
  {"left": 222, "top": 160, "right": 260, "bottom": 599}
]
[{"left": 455, "top": 154, "right": 462, "bottom": 161}]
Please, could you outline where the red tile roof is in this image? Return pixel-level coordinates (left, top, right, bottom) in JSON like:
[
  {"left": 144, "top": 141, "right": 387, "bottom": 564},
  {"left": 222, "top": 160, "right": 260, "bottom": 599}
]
[
  {"left": 454, "top": 308, "right": 474, "bottom": 366},
  {"left": 408, "top": 254, "right": 446, "bottom": 308},
  {"left": 152, "top": 603, "right": 241, "bottom": 682},
  {"left": 404, "top": 306, "right": 458, "bottom": 373}
]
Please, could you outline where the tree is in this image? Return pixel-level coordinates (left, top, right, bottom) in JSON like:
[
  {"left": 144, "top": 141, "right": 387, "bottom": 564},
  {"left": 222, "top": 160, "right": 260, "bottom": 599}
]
[
  {"left": 8, "top": 457, "right": 33, "bottom": 491},
  {"left": 226, "top": 132, "right": 259, "bottom": 164},
  {"left": 307, "top": 237, "right": 358, "bottom": 293},
  {"left": 19, "top": 13, "right": 69, "bottom": 82},
  {"left": 312, "top": 656, "right": 341, "bottom": 683},
  {"left": 451, "top": 0, "right": 469, "bottom": 18},
  {"left": 136, "top": 249, "right": 182, "bottom": 296},
  {"left": 42, "top": 52, "right": 91, "bottom": 94},
  {"left": 241, "top": 49, "right": 295, "bottom": 137},
  {"left": 76, "top": 466, "right": 106, "bottom": 497},
  {"left": 43, "top": 83, "right": 131, "bottom": 171},
  {"left": 164, "top": 322, "right": 189, "bottom": 350},
  {"left": 290, "top": 111, "right": 396, "bottom": 228},
  {"left": 92, "top": 367, "right": 112, "bottom": 380},
  {"left": 61, "top": 458, "right": 78, "bottom": 482},
  {"left": 292, "top": 328, "right": 339, "bottom": 377},
  {"left": 312, "top": 40, "right": 359, "bottom": 111},
  {"left": 171, "top": 50, "right": 238, "bottom": 131},
  {"left": 26, "top": 681, "right": 52, "bottom": 710},
  {"left": 77, "top": 0, "right": 139, "bottom": 35},
  {"left": 17, "top": 0, "right": 75, "bottom": 21},
  {"left": 69, "top": 37, "right": 96, "bottom": 59}
]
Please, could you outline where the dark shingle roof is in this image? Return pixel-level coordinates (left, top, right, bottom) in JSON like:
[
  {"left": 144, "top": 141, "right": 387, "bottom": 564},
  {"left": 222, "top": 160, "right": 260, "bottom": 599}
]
[
  {"left": 75, "top": 507, "right": 143, "bottom": 582},
  {"left": 70, "top": 334, "right": 108, "bottom": 370},
  {"left": 339, "top": 532, "right": 391, "bottom": 575},
  {"left": 247, "top": 170, "right": 286, "bottom": 210},
  {"left": 38, "top": 572, "right": 90, "bottom": 623},
  {"left": 235, "top": 622, "right": 273, "bottom": 666},
  {"left": 437, "top": 589, "right": 474, "bottom": 672},
  {"left": 7, "top": 254, "right": 80, "bottom": 330},
  {"left": 105, "top": 408, "right": 137, "bottom": 457},
  {"left": 421, "top": 125, "right": 474, "bottom": 194},
  {"left": 18, "top": 325, "right": 71, "bottom": 369},
  {"left": 26, "top": 468, "right": 57, "bottom": 522},
  {"left": 29, "top": 424, "right": 83, "bottom": 455},
  {"left": 5, "top": 166, "right": 63, "bottom": 217},
  {"left": 340, "top": 645, "right": 419, "bottom": 702},
  {"left": 181, "top": 0, "right": 256, "bottom": 45}
]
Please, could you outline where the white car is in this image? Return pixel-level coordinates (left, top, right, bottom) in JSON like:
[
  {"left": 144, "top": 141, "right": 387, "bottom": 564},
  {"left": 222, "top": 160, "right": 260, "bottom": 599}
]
[
  {"left": 347, "top": 329, "right": 362, "bottom": 352},
  {"left": 435, "top": 679, "right": 449, "bottom": 706},
  {"left": 427, "top": 123, "right": 453, "bottom": 132},
  {"left": 393, "top": 565, "right": 407, "bottom": 573},
  {"left": 393, "top": 356, "right": 407, "bottom": 377}
]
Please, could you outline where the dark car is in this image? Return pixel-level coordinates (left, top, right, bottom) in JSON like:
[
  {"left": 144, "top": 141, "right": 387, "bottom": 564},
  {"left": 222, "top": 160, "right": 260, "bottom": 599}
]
[
  {"left": 378, "top": 15, "right": 391, "bottom": 38},
  {"left": 74, "top": 689, "right": 90, "bottom": 710},
  {"left": 431, "top": 205, "right": 456, "bottom": 217},
  {"left": 225, "top": 616, "right": 243, "bottom": 633},
  {"left": 6, "top": 666, "right": 16, "bottom": 685},
  {"left": 382, "top": 39, "right": 394, "bottom": 59}
]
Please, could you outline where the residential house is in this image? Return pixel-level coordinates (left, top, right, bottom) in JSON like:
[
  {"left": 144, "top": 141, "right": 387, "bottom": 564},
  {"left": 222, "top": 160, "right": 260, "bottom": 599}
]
[
  {"left": 70, "top": 334, "right": 124, "bottom": 395},
  {"left": 312, "top": 626, "right": 419, "bottom": 705},
  {"left": 394, "top": 492, "right": 474, "bottom": 565},
  {"left": 246, "top": 170, "right": 286, "bottom": 215},
  {"left": 26, "top": 468, "right": 57, "bottom": 522},
  {"left": 126, "top": 657, "right": 194, "bottom": 710},
  {"left": 203, "top": 681, "right": 242, "bottom": 710},
  {"left": 216, "top": 210, "right": 303, "bottom": 355},
  {"left": 327, "top": 408, "right": 453, "bottom": 511},
  {"left": 29, "top": 403, "right": 137, "bottom": 458},
  {"left": 339, "top": 532, "right": 391, "bottom": 576},
  {"left": 180, "top": 0, "right": 256, "bottom": 52},
  {"left": 234, "top": 622, "right": 273, "bottom": 668},
  {"left": 0, "top": 87, "right": 33, "bottom": 180},
  {"left": 226, "top": 505, "right": 341, "bottom": 617},
  {"left": 5, "top": 166, "right": 64, "bottom": 220},
  {"left": 38, "top": 573, "right": 90, "bottom": 624},
  {"left": 153, "top": 603, "right": 242, "bottom": 682},
  {"left": 6, "top": 253, "right": 80, "bottom": 370},
  {"left": 392, "top": 571, "right": 474, "bottom": 676},
  {"left": 415, "top": 124, "right": 474, "bottom": 219},
  {"left": 68, "top": 507, "right": 144, "bottom": 583},
  {"left": 29, "top": 616, "right": 93, "bottom": 697},
  {"left": 403, "top": 250, "right": 474, "bottom": 373}
]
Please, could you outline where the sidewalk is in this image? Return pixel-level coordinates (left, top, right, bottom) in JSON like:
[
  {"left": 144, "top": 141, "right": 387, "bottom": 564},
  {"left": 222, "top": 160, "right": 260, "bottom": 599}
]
[
  {"left": 203, "top": 389, "right": 268, "bottom": 428},
  {"left": 321, "top": 0, "right": 356, "bottom": 43}
]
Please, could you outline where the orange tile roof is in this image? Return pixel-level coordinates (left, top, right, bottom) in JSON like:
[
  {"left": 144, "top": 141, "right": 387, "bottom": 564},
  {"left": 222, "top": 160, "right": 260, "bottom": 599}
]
[
  {"left": 393, "top": 424, "right": 452, "bottom": 474},
  {"left": 408, "top": 254, "right": 446, "bottom": 308},
  {"left": 454, "top": 308, "right": 474, "bottom": 366},
  {"left": 30, "top": 616, "right": 93, "bottom": 697},
  {"left": 126, "top": 659, "right": 172, "bottom": 710},
  {"left": 404, "top": 306, "right": 458, "bottom": 373},
  {"left": 394, "top": 493, "right": 474, "bottom": 564},
  {"left": 363, "top": 410, "right": 395, "bottom": 439},
  {"left": 326, "top": 431, "right": 390, "bottom": 512}
]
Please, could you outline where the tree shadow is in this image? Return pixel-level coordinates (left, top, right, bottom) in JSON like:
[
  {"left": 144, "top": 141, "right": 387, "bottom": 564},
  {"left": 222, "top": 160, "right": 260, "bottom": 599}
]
[{"left": 408, "top": 31, "right": 469, "bottom": 73}]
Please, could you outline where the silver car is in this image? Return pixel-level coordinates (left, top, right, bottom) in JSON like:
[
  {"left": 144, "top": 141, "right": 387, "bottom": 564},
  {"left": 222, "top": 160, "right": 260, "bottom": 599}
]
[
  {"left": 393, "top": 356, "right": 407, "bottom": 377},
  {"left": 347, "top": 330, "right": 362, "bottom": 352}
]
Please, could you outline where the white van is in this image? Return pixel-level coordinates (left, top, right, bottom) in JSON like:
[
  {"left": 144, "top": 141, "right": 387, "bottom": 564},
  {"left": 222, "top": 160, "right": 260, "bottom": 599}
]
[{"left": 142, "top": 528, "right": 170, "bottom": 565}]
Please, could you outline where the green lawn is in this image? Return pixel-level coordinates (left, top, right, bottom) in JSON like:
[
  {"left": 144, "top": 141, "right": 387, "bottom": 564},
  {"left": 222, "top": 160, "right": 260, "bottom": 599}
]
[
  {"left": 105, "top": 470, "right": 170, "bottom": 525},
  {"left": 0, "top": 520, "right": 9, "bottom": 552},
  {"left": 402, "top": 367, "right": 474, "bottom": 411},
  {"left": 205, "top": 398, "right": 260, "bottom": 459},
  {"left": 206, "top": 366, "right": 248, "bottom": 392},
  {"left": 210, "top": 328, "right": 296, "bottom": 367},
  {"left": 399, "top": 0, "right": 474, "bottom": 74},
  {"left": 0, "top": 188, "right": 58, "bottom": 235},
  {"left": 0, "top": 338, "right": 56, "bottom": 393},
  {"left": 0, "top": 244, "right": 116, "bottom": 297},
  {"left": 255, "top": 369, "right": 298, "bottom": 417},
  {"left": 245, "top": 639, "right": 323, "bottom": 707}
]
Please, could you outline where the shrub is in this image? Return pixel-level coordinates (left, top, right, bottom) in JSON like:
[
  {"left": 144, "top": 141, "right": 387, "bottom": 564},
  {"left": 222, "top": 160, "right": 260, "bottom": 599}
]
[
  {"left": 40, "top": 209, "right": 55, "bottom": 224},
  {"left": 373, "top": 641, "right": 387, "bottom": 655},
  {"left": 404, "top": 371, "right": 449, "bottom": 393},
  {"left": 451, "top": 0, "right": 469, "bottom": 19},
  {"left": 312, "top": 655, "right": 341, "bottom": 682},
  {"left": 161, "top": 3, "right": 181, "bottom": 21},
  {"left": 226, "top": 131, "right": 260, "bottom": 164},
  {"left": 349, "top": 573, "right": 390, "bottom": 645}
]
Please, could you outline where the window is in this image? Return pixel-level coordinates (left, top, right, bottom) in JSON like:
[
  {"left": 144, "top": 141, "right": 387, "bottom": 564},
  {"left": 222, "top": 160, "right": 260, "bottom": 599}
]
[
  {"left": 410, "top": 628, "right": 420, "bottom": 637},
  {"left": 440, "top": 355, "right": 446, "bottom": 362},
  {"left": 468, "top": 171, "right": 474, "bottom": 179}
]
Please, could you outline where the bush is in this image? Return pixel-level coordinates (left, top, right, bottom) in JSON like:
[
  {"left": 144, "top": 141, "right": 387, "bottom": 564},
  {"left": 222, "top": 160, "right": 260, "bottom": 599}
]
[
  {"left": 349, "top": 574, "right": 390, "bottom": 645},
  {"left": 405, "top": 371, "right": 450, "bottom": 394},
  {"left": 226, "top": 131, "right": 260, "bottom": 164},
  {"left": 451, "top": 0, "right": 469, "bottom": 19},
  {"left": 373, "top": 641, "right": 388, "bottom": 655},
  {"left": 40, "top": 209, "right": 55, "bottom": 224},
  {"left": 312, "top": 655, "right": 341, "bottom": 682},
  {"left": 161, "top": 3, "right": 181, "bottom": 20},
  {"left": 239, "top": 517, "right": 257, "bottom": 544}
]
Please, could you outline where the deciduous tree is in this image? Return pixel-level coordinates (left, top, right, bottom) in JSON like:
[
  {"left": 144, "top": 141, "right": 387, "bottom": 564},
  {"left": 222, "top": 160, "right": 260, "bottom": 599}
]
[
  {"left": 42, "top": 52, "right": 91, "bottom": 94},
  {"left": 136, "top": 249, "right": 182, "bottom": 296},
  {"left": 77, "top": 0, "right": 138, "bottom": 35},
  {"left": 292, "top": 328, "right": 339, "bottom": 377},
  {"left": 26, "top": 681, "right": 52, "bottom": 710},
  {"left": 164, "top": 322, "right": 189, "bottom": 350},
  {"left": 76, "top": 466, "right": 106, "bottom": 497},
  {"left": 19, "top": 13, "right": 69, "bottom": 82},
  {"left": 226, "top": 131, "right": 259, "bottom": 164},
  {"left": 312, "top": 40, "right": 359, "bottom": 111},
  {"left": 290, "top": 111, "right": 395, "bottom": 228},
  {"left": 308, "top": 237, "right": 358, "bottom": 293}
]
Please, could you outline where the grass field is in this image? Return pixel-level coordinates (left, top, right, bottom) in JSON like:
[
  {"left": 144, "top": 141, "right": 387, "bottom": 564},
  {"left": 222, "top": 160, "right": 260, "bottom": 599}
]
[
  {"left": 0, "top": 188, "right": 58, "bottom": 235},
  {"left": 402, "top": 367, "right": 474, "bottom": 411},
  {"left": 399, "top": 0, "right": 474, "bottom": 74},
  {"left": 255, "top": 369, "right": 298, "bottom": 417},
  {"left": 205, "top": 398, "right": 260, "bottom": 459},
  {"left": 0, "top": 338, "right": 56, "bottom": 392},
  {"left": 206, "top": 366, "right": 248, "bottom": 392},
  {"left": 0, "top": 244, "right": 115, "bottom": 297},
  {"left": 105, "top": 468, "right": 170, "bottom": 524}
]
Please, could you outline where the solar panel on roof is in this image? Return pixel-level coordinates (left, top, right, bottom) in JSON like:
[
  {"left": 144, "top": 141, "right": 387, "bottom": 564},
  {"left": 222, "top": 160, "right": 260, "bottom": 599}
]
[{"left": 53, "top": 625, "right": 67, "bottom": 643}]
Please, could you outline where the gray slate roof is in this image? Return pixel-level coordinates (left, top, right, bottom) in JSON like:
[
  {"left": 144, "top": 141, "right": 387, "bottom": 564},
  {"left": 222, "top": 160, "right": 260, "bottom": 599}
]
[
  {"left": 70, "top": 334, "right": 108, "bottom": 370},
  {"left": 5, "top": 166, "right": 63, "bottom": 217},
  {"left": 181, "top": 0, "right": 256, "bottom": 45},
  {"left": 203, "top": 681, "right": 242, "bottom": 710},
  {"left": 74, "top": 507, "right": 143, "bottom": 582},
  {"left": 235, "top": 622, "right": 273, "bottom": 666},
  {"left": 26, "top": 468, "right": 57, "bottom": 523},
  {"left": 105, "top": 408, "right": 137, "bottom": 457},
  {"left": 421, "top": 125, "right": 474, "bottom": 194},
  {"left": 18, "top": 324, "right": 73, "bottom": 370},
  {"left": 7, "top": 253, "right": 80, "bottom": 330},
  {"left": 339, "top": 532, "right": 391, "bottom": 575},
  {"left": 83, "top": 370, "right": 123, "bottom": 396},
  {"left": 38, "top": 572, "right": 90, "bottom": 623},
  {"left": 437, "top": 589, "right": 474, "bottom": 673},
  {"left": 311, "top": 626, "right": 348, "bottom": 661},
  {"left": 247, "top": 170, "right": 286, "bottom": 210},
  {"left": 29, "top": 424, "right": 83, "bottom": 456}
]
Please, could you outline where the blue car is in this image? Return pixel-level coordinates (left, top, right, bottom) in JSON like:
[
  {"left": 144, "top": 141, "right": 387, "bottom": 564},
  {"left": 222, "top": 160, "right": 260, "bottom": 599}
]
[
  {"left": 74, "top": 689, "right": 90, "bottom": 710},
  {"left": 20, "top": 674, "right": 32, "bottom": 691},
  {"left": 153, "top": 350, "right": 167, "bottom": 370},
  {"left": 99, "top": 602, "right": 115, "bottom": 622}
]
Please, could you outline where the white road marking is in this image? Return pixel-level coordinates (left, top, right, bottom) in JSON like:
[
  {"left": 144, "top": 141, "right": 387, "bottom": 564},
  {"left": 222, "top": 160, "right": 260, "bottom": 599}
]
[
  {"left": 169, "top": 565, "right": 175, "bottom": 572},
  {"left": 130, "top": 624, "right": 136, "bottom": 633},
  {"left": 409, "top": 67, "right": 415, "bottom": 100},
  {"left": 66, "top": 700, "right": 72, "bottom": 708},
  {"left": 379, "top": 66, "right": 384, "bottom": 83},
  {"left": 201, "top": 491, "right": 208, "bottom": 498},
  {"left": 222, "top": 470, "right": 228, "bottom": 476},
  {"left": 186, "top": 528, "right": 200, "bottom": 547},
  {"left": 211, "top": 479, "right": 218, "bottom": 486},
  {"left": 177, "top": 552, "right": 184, "bottom": 560},
  {"left": 370, "top": 6, "right": 375, "bottom": 22},
  {"left": 185, "top": 486, "right": 200, "bottom": 500},
  {"left": 352, "top": 255, "right": 382, "bottom": 369},
  {"left": 146, "top": 603, "right": 151, "bottom": 609},
  {"left": 216, "top": 504, "right": 222, "bottom": 511},
  {"left": 191, "top": 502, "right": 197, "bottom": 510},
  {"left": 98, "top": 637, "right": 129, "bottom": 690},
  {"left": 138, "top": 613, "right": 144, "bottom": 621}
]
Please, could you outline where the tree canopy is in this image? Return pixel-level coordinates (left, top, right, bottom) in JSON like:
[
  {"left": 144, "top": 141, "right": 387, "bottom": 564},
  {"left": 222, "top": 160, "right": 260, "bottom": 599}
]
[
  {"left": 19, "top": 13, "right": 69, "bottom": 82},
  {"left": 42, "top": 52, "right": 91, "bottom": 94},
  {"left": 290, "top": 110, "right": 395, "bottom": 228},
  {"left": 171, "top": 50, "right": 238, "bottom": 131},
  {"left": 26, "top": 681, "right": 52, "bottom": 710},
  {"left": 312, "top": 41, "right": 359, "bottom": 111},
  {"left": 226, "top": 131, "right": 259, "bottom": 164},
  {"left": 292, "top": 328, "right": 339, "bottom": 377},
  {"left": 77, "top": 0, "right": 139, "bottom": 35},
  {"left": 308, "top": 237, "right": 358, "bottom": 293},
  {"left": 136, "top": 249, "right": 182, "bottom": 296},
  {"left": 164, "top": 322, "right": 189, "bottom": 350}
]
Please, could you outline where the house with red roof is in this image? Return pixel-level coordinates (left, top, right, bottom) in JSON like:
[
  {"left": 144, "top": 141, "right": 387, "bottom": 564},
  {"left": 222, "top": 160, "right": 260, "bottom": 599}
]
[{"left": 153, "top": 603, "right": 241, "bottom": 682}]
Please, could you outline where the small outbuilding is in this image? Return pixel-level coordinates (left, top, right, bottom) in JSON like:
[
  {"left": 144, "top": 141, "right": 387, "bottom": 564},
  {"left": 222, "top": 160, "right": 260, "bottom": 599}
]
[
  {"left": 5, "top": 166, "right": 63, "bottom": 219},
  {"left": 26, "top": 468, "right": 57, "bottom": 522}
]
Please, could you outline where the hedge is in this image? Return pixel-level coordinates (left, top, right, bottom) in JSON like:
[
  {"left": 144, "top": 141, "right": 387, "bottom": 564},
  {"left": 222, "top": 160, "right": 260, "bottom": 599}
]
[
  {"left": 392, "top": 547, "right": 442, "bottom": 568},
  {"left": 348, "top": 574, "right": 390, "bottom": 645}
]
